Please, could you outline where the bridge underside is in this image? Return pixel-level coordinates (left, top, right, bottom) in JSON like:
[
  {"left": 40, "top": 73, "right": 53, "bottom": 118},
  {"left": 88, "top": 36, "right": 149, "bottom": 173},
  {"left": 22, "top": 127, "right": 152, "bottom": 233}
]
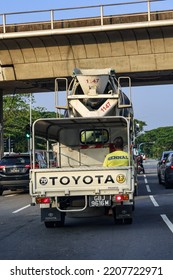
[
  {"left": 1, "top": 23, "right": 173, "bottom": 94},
  {"left": 0, "top": 69, "right": 173, "bottom": 95}
]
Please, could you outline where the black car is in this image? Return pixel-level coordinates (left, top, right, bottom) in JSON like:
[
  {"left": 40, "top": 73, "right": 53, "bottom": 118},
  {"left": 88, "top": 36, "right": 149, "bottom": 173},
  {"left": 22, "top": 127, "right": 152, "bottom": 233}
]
[
  {"left": 0, "top": 153, "right": 46, "bottom": 195},
  {"left": 157, "top": 150, "right": 173, "bottom": 183},
  {"left": 158, "top": 152, "right": 173, "bottom": 188}
]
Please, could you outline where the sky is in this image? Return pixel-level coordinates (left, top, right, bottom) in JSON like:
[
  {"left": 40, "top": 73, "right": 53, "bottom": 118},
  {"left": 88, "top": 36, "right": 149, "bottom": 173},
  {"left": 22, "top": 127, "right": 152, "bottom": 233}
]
[{"left": 1, "top": 0, "right": 173, "bottom": 131}]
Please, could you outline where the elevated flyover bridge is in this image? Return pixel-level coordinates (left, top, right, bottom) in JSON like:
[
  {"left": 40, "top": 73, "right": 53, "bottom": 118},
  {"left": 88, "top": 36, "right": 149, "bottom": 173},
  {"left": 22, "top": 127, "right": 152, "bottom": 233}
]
[
  {"left": 0, "top": 0, "right": 173, "bottom": 96},
  {"left": 0, "top": 0, "right": 173, "bottom": 155}
]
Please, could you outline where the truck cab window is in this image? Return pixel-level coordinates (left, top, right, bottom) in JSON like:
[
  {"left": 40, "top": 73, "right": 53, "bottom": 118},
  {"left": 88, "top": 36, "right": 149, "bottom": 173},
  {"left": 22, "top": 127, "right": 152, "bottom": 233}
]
[{"left": 80, "top": 129, "right": 108, "bottom": 144}]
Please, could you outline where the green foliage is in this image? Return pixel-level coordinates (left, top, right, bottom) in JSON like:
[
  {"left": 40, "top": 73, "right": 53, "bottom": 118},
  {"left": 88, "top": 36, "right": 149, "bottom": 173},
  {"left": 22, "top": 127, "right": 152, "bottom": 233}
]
[
  {"left": 3, "top": 95, "right": 172, "bottom": 158},
  {"left": 134, "top": 119, "right": 147, "bottom": 134},
  {"left": 3, "top": 94, "right": 56, "bottom": 152},
  {"left": 134, "top": 119, "right": 147, "bottom": 143},
  {"left": 136, "top": 126, "right": 173, "bottom": 158}
]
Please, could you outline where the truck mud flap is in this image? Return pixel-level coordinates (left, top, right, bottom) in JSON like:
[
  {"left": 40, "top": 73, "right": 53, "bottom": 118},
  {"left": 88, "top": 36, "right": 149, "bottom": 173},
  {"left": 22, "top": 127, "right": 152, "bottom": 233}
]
[
  {"left": 114, "top": 204, "right": 132, "bottom": 220},
  {"left": 41, "top": 208, "right": 65, "bottom": 222}
]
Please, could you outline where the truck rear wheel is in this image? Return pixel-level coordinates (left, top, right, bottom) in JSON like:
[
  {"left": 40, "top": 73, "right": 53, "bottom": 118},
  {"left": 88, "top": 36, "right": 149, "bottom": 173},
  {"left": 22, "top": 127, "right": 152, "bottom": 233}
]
[
  {"left": 114, "top": 217, "right": 133, "bottom": 225},
  {"left": 112, "top": 208, "right": 121, "bottom": 224},
  {"left": 158, "top": 174, "right": 162, "bottom": 184},
  {"left": 44, "top": 220, "right": 65, "bottom": 228},
  {"left": 45, "top": 221, "right": 57, "bottom": 228},
  {"left": 123, "top": 218, "right": 133, "bottom": 224},
  {"left": 0, "top": 187, "right": 4, "bottom": 196}
]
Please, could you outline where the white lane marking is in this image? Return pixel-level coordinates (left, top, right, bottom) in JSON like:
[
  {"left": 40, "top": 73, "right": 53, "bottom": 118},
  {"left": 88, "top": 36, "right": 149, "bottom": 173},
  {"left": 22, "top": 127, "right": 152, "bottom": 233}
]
[
  {"left": 161, "top": 214, "right": 173, "bottom": 234},
  {"left": 144, "top": 175, "right": 173, "bottom": 235},
  {"left": 12, "top": 204, "right": 30, "bottom": 214},
  {"left": 143, "top": 174, "right": 150, "bottom": 192},
  {"left": 146, "top": 184, "right": 151, "bottom": 192},
  {"left": 149, "top": 195, "right": 159, "bottom": 207},
  {"left": 4, "top": 194, "right": 16, "bottom": 197},
  {"left": 144, "top": 178, "right": 148, "bottom": 184}
]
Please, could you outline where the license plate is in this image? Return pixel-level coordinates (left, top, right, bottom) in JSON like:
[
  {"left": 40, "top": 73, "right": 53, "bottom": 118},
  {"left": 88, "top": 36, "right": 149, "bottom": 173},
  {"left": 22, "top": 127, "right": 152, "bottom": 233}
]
[
  {"left": 89, "top": 195, "right": 111, "bottom": 207},
  {"left": 10, "top": 168, "right": 20, "bottom": 173}
]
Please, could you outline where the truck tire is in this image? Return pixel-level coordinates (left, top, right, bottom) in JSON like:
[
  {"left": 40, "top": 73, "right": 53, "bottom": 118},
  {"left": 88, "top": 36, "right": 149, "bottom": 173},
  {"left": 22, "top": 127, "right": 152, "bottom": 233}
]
[
  {"left": 134, "top": 186, "right": 138, "bottom": 196},
  {"left": 124, "top": 218, "right": 133, "bottom": 224},
  {"left": 112, "top": 208, "right": 122, "bottom": 225},
  {"left": 44, "top": 220, "right": 65, "bottom": 228},
  {"left": 164, "top": 175, "right": 171, "bottom": 189},
  {"left": 0, "top": 188, "right": 3, "bottom": 196},
  {"left": 158, "top": 174, "right": 162, "bottom": 184},
  {"left": 44, "top": 221, "right": 57, "bottom": 228}
]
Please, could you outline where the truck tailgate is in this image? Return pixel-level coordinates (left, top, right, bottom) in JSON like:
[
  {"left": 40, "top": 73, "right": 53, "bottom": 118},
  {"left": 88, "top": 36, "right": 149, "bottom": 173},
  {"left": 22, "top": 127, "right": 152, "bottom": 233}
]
[{"left": 30, "top": 166, "right": 134, "bottom": 196}]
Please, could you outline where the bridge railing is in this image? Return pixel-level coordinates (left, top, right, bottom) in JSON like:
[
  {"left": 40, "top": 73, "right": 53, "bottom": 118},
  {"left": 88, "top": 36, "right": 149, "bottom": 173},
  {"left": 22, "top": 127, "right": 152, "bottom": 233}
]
[{"left": 0, "top": 0, "right": 169, "bottom": 34}]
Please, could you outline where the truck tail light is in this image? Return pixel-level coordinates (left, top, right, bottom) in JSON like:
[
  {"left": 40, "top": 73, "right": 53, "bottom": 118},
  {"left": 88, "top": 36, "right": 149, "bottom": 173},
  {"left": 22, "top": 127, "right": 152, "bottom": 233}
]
[
  {"left": 114, "top": 194, "right": 129, "bottom": 202},
  {"left": 36, "top": 197, "right": 51, "bottom": 204}
]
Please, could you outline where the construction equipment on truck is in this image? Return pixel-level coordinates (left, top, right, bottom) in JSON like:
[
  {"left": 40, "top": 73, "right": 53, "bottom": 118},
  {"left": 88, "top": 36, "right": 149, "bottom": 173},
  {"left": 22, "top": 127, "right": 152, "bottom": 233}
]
[{"left": 29, "top": 68, "right": 137, "bottom": 227}]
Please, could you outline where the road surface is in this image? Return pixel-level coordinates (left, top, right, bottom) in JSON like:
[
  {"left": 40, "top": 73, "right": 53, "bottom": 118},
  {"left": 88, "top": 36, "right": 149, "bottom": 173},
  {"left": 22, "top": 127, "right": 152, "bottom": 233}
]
[{"left": 0, "top": 159, "right": 173, "bottom": 260}]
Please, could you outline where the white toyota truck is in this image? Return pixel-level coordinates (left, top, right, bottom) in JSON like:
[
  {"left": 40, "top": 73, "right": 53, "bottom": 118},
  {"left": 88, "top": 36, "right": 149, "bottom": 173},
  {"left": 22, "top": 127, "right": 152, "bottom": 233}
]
[{"left": 29, "top": 68, "right": 137, "bottom": 227}]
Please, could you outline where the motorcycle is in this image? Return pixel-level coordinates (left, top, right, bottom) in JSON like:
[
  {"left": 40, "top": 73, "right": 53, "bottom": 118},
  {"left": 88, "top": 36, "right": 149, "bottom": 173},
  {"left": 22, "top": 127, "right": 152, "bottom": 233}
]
[{"left": 137, "top": 163, "right": 145, "bottom": 174}]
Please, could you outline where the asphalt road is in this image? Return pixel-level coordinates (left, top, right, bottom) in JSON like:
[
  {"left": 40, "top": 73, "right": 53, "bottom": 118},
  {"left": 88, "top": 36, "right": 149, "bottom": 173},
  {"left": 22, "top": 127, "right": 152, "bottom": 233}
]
[{"left": 1, "top": 159, "right": 173, "bottom": 260}]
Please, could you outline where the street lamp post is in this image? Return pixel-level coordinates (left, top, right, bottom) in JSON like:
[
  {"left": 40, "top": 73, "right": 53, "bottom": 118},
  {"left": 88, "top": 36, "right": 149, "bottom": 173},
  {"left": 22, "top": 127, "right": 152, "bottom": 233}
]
[{"left": 138, "top": 141, "right": 155, "bottom": 152}]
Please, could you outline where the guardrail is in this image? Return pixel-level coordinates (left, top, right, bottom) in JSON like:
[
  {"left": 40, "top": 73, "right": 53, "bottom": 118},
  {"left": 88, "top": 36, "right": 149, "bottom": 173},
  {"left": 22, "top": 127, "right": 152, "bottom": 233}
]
[{"left": 0, "top": 0, "right": 168, "bottom": 34}]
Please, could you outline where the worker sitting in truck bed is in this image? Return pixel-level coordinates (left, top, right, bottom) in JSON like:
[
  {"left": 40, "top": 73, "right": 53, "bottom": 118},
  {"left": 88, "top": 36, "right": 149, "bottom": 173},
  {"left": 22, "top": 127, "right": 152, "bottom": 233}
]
[
  {"left": 103, "top": 136, "right": 129, "bottom": 216},
  {"left": 103, "top": 136, "right": 129, "bottom": 167}
]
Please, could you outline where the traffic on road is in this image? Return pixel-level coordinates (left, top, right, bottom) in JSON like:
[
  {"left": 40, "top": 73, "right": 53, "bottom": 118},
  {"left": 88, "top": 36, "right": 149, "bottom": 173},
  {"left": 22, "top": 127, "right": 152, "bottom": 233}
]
[{"left": 0, "top": 159, "right": 173, "bottom": 260}]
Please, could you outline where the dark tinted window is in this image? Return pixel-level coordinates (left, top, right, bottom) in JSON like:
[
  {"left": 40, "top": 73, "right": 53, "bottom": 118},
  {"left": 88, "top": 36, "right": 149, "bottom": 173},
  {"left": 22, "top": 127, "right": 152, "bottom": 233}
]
[
  {"left": 80, "top": 129, "right": 109, "bottom": 144},
  {"left": 0, "top": 156, "right": 30, "bottom": 165},
  {"left": 167, "top": 153, "right": 173, "bottom": 163}
]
